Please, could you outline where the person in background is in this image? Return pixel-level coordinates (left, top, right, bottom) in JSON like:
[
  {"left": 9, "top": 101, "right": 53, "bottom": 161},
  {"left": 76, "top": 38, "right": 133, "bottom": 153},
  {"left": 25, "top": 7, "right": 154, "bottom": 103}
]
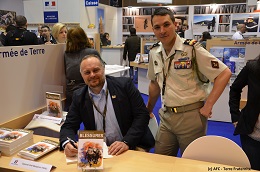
[
  {"left": 147, "top": 7, "right": 231, "bottom": 157},
  {"left": 60, "top": 54, "right": 154, "bottom": 156},
  {"left": 37, "top": 25, "right": 42, "bottom": 38},
  {"left": 101, "top": 32, "right": 111, "bottom": 46},
  {"left": 123, "top": 28, "right": 141, "bottom": 82},
  {"left": 0, "top": 24, "right": 16, "bottom": 46},
  {"left": 199, "top": 31, "right": 212, "bottom": 49},
  {"left": 229, "top": 55, "right": 260, "bottom": 171},
  {"left": 178, "top": 24, "right": 188, "bottom": 38},
  {"left": 232, "top": 24, "right": 246, "bottom": 40},
  {"left": 211, "top": 17, "right": 216, "bottom": 32},
  {"left": 5, "top": 15, "right": 38, "bottom": 46},
  {"left": 52, "top": 23, "right": 67, "bottom": 44},
  {"left": 64, "top": 26, "right": 101, "bottom": 112},
  {"left": 39, "top": 25, "right": 57, "bottom": 44}
]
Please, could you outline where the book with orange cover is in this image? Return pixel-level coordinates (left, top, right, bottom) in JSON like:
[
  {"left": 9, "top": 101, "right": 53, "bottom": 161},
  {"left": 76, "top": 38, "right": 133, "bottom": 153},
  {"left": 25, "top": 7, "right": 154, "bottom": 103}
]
[{"left": 77, "top": 130, "right": 104, "bottom": 170}]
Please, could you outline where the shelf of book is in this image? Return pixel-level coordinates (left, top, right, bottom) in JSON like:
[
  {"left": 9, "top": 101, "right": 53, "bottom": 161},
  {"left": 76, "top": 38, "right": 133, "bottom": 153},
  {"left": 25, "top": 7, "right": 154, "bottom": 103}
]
[{"left": 121, "top": 3, "right": 260, "bottom": 42}]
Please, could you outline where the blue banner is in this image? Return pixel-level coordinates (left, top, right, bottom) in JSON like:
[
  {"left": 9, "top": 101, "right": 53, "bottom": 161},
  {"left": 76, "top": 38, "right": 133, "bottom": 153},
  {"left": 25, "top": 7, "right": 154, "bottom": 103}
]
[
  {"left": 44, "top": 11, "right": 58, "bottom": 23},
  {"left": 85, "top": 0, "right": 99, "bottom": 6}
]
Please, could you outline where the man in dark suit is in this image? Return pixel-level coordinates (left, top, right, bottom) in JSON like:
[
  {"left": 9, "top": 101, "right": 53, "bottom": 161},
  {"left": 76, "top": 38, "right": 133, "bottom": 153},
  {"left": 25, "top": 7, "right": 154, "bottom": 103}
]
[
  {"left": 5, "top": 15, "right": 38, "bottom": 46},
  {"left": 229, "top": 57, "right": 260, "bottom": 170},
  {"left": 123, "top": 28, "right": 140, "bottom": 82},
  {"left": 60, "top": 54, "right": 154, "bottom": 156}
]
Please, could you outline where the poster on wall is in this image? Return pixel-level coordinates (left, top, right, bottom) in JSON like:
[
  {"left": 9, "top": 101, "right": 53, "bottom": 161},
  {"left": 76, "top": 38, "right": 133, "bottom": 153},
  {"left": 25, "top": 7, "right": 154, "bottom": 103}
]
[
  {"left": 97, "top": 8, "right": 105, "bottom": 34},
  {"left": 135, "top": 16, "right": 153, "bottom": 32},
  {"left": 0, "top": 10, "right": 16, "bottom": 31},
  {"left": 193, "top": 15, "right": 217, "bottom": 33},
  {"left": 231, "top": 13, "right": 259, "bottom": 32}
]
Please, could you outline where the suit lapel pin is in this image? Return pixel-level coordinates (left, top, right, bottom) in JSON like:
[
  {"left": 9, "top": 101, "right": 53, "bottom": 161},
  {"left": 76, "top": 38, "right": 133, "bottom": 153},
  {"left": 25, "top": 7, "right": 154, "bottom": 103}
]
[{"left": 112, "top": 95, "right": 116, "bottom": 99}]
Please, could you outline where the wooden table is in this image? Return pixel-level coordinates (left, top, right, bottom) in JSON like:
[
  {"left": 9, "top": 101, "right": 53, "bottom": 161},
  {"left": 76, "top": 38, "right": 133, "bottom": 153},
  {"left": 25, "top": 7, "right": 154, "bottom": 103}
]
[{"left": 0, "top": 135, "right": 256, "bottom": 172}]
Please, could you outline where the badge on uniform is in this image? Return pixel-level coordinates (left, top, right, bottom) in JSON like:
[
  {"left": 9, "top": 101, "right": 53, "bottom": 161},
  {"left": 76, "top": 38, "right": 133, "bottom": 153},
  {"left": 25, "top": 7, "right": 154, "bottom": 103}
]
[
  {"left": 181, "top": 52, "right": 188, "bottom": 56},
  {"left": 174, "top": 60, "right": 192, "bottom": 69},
  {"left": 211, "top": 60, "right": 219, "bottom": 69}
]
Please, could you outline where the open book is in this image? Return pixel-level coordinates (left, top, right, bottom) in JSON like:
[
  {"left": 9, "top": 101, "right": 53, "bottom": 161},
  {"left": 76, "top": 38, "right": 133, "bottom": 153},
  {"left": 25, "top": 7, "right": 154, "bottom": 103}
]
[{"left": 18, "top": 139, "right": 59, "bottom": 160}]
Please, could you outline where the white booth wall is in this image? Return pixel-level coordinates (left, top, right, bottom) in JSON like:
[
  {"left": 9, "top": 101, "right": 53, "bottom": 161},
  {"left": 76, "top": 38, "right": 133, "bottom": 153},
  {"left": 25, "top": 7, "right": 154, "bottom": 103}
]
[{"left": 23, "top": 0, "right": 123, "bottom": 45}]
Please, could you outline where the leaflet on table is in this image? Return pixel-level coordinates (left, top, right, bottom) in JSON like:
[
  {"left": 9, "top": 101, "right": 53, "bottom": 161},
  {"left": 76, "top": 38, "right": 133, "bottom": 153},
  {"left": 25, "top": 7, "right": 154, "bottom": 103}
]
[
  {"left": 18, "top": 139, "right": 59, "bottom": 160},
  {"left": 77, "top": 130, "right": 104, "bottom": 170},
  {"left": 32, "top": 113, "right": 62, "bottom": 125}
]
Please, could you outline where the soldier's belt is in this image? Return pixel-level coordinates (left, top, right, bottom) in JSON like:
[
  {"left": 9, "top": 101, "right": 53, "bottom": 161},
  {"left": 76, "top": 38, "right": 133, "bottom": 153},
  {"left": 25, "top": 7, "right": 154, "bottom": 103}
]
[{"left": 165, "top": 101, "right": 204, "bottom": 113}]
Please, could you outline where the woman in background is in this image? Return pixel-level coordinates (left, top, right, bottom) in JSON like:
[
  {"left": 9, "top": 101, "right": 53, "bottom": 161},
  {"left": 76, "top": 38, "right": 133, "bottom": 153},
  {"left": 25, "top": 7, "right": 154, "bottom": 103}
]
[
  {"left": 229, "top": 55, "right": 260, "bottom": 170},
  {"left": 101, "top": 32, "right": 111, "bottom": 46},
  {"left": 52, "top": 23, "right": 67, "bottom": 43},
  {"left": 64, "top": 26, "right": 100, "bottom": 111},
  {"left": 199, "top": 31, "right": 212, "bottom": 49}
]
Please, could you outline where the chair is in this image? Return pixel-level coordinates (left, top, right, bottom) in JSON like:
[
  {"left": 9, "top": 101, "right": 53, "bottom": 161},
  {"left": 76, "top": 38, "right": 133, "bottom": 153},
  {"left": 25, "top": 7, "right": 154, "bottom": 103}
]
[
  {"left": 182, "top": 135, "right": 250, "bottom": 168},
  {"left": 148, "top": 116, "right": 158, "bottom": 139}
]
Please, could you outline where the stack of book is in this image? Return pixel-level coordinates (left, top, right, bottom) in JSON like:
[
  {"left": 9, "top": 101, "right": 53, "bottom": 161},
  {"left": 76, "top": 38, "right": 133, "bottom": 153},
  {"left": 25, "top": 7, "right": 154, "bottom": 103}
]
[
  {"left": 18, "top": 139, "right": 59, "bottom": 160},
  {"left": 0, "top": 128, "right": 34, "bottom": 156}
]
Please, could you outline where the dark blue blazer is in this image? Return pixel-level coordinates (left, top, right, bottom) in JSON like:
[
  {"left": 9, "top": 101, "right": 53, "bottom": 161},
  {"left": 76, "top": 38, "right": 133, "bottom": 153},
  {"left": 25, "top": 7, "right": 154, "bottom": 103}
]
[
  {"left": 229, "top": 60, "right": 260, "bottom": 135},
  {"left": 60, "top": 76, "right": 154, "bottom": 149}
]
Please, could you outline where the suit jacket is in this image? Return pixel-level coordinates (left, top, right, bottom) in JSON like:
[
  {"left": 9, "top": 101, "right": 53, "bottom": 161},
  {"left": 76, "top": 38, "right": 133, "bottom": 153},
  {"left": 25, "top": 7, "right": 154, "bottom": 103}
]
[
  {"left": 60, "top": 76, "right": 154, "bottom": 149},
  {"left": 229, "top": 60, "right": 260, "bottom": 135},
  {"left": 123, "top": 35, "right": 141, "bottom": 61}
]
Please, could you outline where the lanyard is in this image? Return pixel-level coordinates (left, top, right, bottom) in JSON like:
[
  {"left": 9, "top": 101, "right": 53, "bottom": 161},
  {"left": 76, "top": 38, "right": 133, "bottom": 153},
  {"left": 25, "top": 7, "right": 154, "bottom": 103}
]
[
  {"left": 89, "top": 88, "right": 109, "bottom": 132},
  {"left": 160, "top": 52, "right": 176, "bottom": 96}
]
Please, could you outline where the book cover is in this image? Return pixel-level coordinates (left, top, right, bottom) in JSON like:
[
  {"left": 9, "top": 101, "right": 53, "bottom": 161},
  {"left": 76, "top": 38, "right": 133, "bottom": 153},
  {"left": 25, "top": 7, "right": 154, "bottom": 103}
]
[
  {"left": 239, "top": 48, "right": 245, "bottom": 58},
  {"left": 78, "top": 130, "right": 104, "bottom": 170},
  {"left": 209, "top": 47, "right": 224, "bottom": 61},
  {"left": 18, "top": 139, "right": 59, "bottom": 160},
  {"left": 46, "top": 92, "right": 62, "bottom": 118},
  {"left": 223, "top": 48, "right": 231, "bottom": 64},
  {"left": 0, "top": 128, "right": 33, "bottom": 147}
]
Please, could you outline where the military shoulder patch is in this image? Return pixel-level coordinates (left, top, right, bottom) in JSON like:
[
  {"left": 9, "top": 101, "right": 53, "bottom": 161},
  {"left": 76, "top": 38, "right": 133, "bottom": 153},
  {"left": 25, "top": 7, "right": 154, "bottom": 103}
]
[
  {"left": 183, "top": 39, "right": 197, "bottom": 46},
  {"left": 211, "top": 60, "right": 219, "bottom": 69},
  {"left": 150, "top": 41, "right": 160, "bottom": 50}
]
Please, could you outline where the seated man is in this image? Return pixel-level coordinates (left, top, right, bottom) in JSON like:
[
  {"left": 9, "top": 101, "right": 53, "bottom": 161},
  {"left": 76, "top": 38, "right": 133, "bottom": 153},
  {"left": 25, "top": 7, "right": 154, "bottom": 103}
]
[{"left": 60, "top": 54, "right": 155, "bottom": 156}]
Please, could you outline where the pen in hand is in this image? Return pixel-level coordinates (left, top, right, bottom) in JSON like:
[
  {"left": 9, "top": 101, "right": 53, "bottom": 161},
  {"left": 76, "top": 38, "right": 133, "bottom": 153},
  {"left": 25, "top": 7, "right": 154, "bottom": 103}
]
[{"left": 67, "top": 137, "right": 78, "bottom": 149}]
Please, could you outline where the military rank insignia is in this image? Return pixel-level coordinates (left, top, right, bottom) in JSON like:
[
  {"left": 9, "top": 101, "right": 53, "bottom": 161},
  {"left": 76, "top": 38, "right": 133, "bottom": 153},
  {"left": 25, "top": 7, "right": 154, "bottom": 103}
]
[
  {"left": 150, "top": 41, "right": 160, "bottom": 50},
  {"left": 211, "top": 60, "right": 219, "bottom": 68},
  {"left": 184, "top": 39, "right": 197, "bottom": 46}
]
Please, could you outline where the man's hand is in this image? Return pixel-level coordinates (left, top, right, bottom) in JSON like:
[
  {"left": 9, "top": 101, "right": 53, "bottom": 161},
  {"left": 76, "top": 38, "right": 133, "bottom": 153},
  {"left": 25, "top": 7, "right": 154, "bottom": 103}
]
[
  {"left": 199, "top": 105, "right": 212, "bottom": 118},
  {"left": 233, "top": 122, "right": 238, "bottom": 127},
  {"left": 108, "top": 141, "right": 129, "bottom": 156},
  {"left": 64, "top": 142, "right": 78, "bottom": 157}
]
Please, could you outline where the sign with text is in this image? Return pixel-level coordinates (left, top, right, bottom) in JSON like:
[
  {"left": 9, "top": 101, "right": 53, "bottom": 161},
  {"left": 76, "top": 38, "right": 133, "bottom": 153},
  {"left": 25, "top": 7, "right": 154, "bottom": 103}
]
[
  {"left": 85, "top": 0, "right": 99, "bottom": 6},
  {"left": 44, "top": 11, "right": 58, "bottom": 23},
  {"left": 10, "top": 157, "right": 53, "bottom": 172}
]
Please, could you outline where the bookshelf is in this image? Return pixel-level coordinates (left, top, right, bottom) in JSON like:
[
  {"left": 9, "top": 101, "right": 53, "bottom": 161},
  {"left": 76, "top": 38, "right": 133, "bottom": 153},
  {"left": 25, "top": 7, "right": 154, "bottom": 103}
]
[
  {"left": 192, "top": 3, "right": 259, "bottom": 40},
  {"left": 121, "top": 3, "right": 259, "bottom": 42},
  {"left": 122, "top": 6, "right": 189, "bottom": 42}
]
